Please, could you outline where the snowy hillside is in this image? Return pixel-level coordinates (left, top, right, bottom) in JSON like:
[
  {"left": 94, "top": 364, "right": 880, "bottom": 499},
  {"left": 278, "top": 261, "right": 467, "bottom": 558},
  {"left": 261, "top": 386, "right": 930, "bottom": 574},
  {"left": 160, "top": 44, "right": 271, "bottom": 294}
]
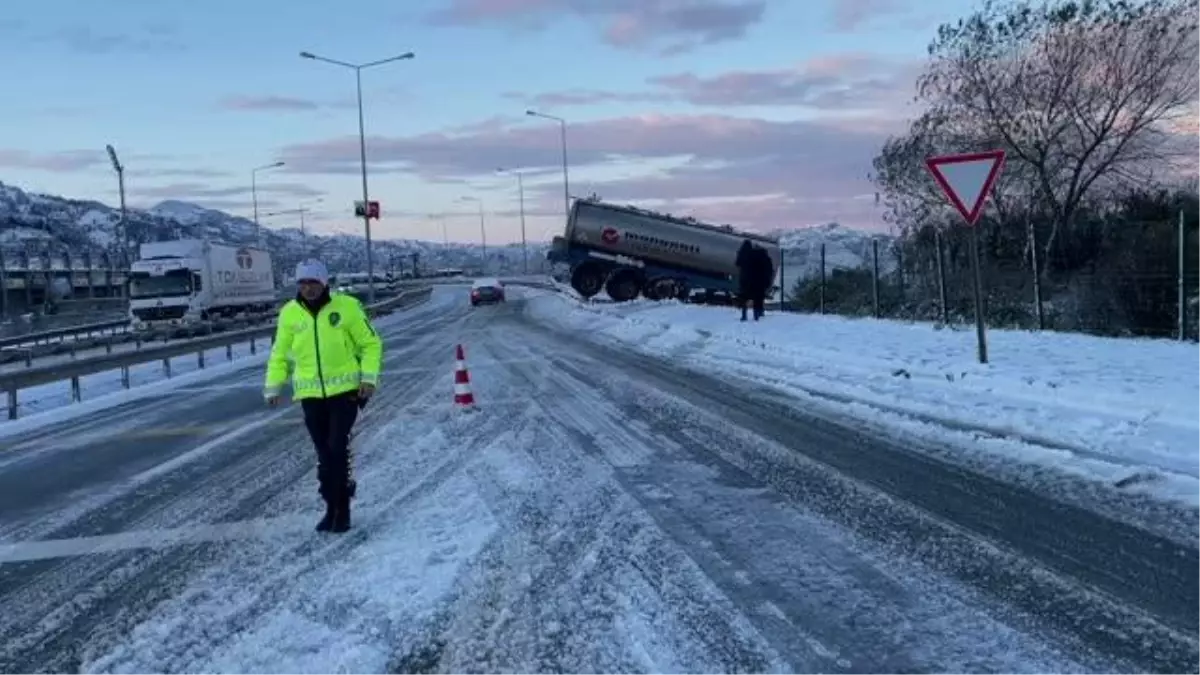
[
  {"left": 0, "top": 181, "right": 892, "bottom": 279},
  {"left": 0, "top": 181, "right": 553, "bottom": 276},
  {"left": 768, "top": 222, "right": 898, "bottom": 281}
]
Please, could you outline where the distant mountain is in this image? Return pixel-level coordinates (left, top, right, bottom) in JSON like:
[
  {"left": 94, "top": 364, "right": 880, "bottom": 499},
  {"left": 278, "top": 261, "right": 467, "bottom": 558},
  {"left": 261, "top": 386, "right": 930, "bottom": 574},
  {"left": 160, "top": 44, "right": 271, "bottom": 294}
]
[
  {"left": 0, "top": 181, "right": 553, "bottom": 277},
  {"left": 767, "top": 222, "right": 898, "bottom": 281},
  {"left": 0, "top": 181, "right": 892, "bottom": 280}
]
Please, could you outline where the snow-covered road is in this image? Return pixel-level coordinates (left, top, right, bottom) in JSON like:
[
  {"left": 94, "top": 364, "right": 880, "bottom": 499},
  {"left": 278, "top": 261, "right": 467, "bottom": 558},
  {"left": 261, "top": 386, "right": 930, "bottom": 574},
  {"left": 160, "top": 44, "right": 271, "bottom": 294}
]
[{"left": 0, "top": 287, "right": 1194, "bottom": 673}]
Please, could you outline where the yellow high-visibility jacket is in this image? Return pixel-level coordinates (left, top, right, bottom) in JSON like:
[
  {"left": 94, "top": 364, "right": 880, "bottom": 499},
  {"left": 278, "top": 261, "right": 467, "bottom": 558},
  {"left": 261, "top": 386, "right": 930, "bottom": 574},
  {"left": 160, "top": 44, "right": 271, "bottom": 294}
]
[{"left": 264, "top": 293, "right": 382, "bottom": 401}]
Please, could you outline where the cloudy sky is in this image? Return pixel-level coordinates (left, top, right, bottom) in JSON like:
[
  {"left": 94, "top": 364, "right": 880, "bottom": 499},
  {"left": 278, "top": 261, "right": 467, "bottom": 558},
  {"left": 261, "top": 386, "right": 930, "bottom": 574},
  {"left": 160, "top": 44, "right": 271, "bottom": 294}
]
[{"left": 0, "top": 0, "right": 962, "bottom": 245}]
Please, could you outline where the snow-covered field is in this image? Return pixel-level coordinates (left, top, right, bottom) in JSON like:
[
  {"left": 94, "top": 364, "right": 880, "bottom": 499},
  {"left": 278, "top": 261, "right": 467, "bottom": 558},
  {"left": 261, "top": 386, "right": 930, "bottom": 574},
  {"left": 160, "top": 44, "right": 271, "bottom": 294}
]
[{"left": 518, "top": 286, "right": 1200, "bottom": 511}]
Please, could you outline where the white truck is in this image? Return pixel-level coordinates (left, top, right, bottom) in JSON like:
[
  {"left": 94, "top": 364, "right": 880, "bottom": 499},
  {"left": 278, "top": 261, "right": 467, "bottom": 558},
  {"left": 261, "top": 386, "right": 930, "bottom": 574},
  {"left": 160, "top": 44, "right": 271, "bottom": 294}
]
[{"left": 128, "top": 240, "right": 277, "bottom": 329}]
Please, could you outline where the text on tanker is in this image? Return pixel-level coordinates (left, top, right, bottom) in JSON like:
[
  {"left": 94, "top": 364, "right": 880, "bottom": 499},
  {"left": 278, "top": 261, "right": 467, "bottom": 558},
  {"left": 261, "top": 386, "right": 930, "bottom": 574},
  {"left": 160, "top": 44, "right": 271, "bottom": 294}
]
[{"left": 621, "top": 231, "right": 700, "bottom": 255}]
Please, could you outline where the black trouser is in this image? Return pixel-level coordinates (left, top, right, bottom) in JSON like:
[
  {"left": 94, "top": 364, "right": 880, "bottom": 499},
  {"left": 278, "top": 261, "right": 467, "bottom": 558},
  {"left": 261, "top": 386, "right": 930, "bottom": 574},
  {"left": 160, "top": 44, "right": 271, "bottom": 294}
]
[
  {"left": 301, "top": 391, "right": 360, "bottom": 502},
  {"left": 739, "top": 288, "right": 766, "bottom": 319},
  {"left": 751, "top": 292, "right": 765, "bottom": 319}
]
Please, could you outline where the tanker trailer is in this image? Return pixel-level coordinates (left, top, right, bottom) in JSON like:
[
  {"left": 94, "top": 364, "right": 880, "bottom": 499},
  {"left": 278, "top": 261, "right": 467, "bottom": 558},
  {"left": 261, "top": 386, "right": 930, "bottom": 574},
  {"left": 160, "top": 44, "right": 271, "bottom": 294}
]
[{"left": 546, "top": 198, "right": 781, "bottom": 303}]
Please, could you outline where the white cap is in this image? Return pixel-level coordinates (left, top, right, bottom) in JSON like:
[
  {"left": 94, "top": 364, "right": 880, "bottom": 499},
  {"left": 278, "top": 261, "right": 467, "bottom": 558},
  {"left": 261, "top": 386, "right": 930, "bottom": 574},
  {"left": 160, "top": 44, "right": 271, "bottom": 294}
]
[{"left": 295, "top": 259, "right": 329, "bottom": 285}]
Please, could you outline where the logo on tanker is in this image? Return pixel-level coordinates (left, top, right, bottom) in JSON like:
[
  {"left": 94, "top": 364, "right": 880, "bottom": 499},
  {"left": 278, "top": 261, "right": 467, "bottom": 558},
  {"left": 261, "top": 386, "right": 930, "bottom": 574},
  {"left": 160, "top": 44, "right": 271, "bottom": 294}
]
[
  {"left": 236, "top": 248, "right": 254, "bottom": 269},
  {"left": 600, "top": 227, "right": 621, "bottom": 244}
]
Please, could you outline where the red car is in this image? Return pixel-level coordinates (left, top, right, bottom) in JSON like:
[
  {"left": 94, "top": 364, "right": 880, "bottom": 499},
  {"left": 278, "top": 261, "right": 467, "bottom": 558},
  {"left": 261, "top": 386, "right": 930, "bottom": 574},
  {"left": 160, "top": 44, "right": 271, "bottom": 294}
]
[{"left": 470, "top": 278, "right": 505, "bottom": 306}]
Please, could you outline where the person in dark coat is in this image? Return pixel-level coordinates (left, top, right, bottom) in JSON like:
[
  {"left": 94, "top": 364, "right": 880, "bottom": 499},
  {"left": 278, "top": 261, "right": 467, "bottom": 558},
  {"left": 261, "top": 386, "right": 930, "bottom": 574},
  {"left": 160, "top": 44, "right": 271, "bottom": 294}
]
[
  {"left": 735, "top": 239, "right": 756, "bottom": 320},
  {"left": 748, "top": 245, "right": 775, "bottom": 320}
]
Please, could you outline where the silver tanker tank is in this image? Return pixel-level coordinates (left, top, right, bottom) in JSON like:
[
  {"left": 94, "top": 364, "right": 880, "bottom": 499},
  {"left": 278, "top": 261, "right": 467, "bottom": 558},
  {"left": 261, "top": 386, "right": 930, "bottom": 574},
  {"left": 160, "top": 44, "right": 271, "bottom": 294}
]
[{"left": 554, "top": 199, "right": 781, "bottom": 301}]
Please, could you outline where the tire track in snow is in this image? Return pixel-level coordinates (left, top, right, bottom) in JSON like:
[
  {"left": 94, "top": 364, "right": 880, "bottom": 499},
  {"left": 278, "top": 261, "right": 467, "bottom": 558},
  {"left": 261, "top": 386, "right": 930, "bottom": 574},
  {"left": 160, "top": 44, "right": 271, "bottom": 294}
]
[
  {"left": 73, "top": 392, "right": 514, "bottom": 674},
  {"left": 488, "top": 311, "right": 1152, "bottom": 672},
  {"left": 459, "top": 330, "right": 831, "bottom": 671},
  {"left": 0, "top": 296, "right": 479, "bottom": 673},
  {"left": 408, "top": 364, "right": 790, "bottom": 673}
]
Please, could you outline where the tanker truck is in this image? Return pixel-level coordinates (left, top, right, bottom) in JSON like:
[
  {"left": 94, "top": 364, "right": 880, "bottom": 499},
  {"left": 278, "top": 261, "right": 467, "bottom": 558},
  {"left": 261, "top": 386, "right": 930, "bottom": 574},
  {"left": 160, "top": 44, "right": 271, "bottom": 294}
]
[{"left": 546, "top": 198, "right": 781, "bottom": 303}]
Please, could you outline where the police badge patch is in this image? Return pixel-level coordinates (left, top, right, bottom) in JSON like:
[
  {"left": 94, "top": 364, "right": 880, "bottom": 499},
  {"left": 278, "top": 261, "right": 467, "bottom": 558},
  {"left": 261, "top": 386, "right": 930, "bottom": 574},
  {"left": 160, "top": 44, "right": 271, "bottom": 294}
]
[{"left": 329, "top": 311, "right": 341, "bottom": 327}]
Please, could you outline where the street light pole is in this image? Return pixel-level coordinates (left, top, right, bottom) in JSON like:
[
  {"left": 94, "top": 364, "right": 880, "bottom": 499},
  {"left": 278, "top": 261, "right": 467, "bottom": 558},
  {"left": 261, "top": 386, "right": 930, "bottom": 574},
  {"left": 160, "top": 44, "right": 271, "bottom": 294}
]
[
  {"left": 300, "top": 49, "right": 415, "bottom": 303},
  {"left": 104, "top": 145, "right": 128, "bottom": 268},
  {"left": 497, "top": 167, "right": 528, "bottom": 274},
  {"left": 263, "top": 197, "right": 323, "bottom": 247},
  {"left": 251, "top": 161, "right": 285, "bottom": 245},
  {"left": 458, "top": 196, "right": 487, "bottom": 273},
  {"left": 525, "top": 110, "right": 570, "bottom": 220},
  {"left": 427, "top": 213, "right": 448, "bottom": 246}
]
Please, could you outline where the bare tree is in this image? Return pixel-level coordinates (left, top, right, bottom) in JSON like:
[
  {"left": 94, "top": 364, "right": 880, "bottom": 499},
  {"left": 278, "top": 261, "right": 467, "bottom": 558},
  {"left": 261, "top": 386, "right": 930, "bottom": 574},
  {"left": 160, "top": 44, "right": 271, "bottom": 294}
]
[{"left": 913, "top": 0, "right": 1198, "bottom": 272}]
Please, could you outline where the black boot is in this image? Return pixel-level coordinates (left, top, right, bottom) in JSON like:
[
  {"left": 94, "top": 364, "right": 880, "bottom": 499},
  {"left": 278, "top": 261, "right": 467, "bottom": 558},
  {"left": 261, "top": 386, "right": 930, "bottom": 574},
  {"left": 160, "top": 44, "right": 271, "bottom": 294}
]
[
  {"left": 330, "top": 491, "right": 351, "bottom": 533},
  {"left": 315, "top": 497, "right": 334, "bottom": 532}
]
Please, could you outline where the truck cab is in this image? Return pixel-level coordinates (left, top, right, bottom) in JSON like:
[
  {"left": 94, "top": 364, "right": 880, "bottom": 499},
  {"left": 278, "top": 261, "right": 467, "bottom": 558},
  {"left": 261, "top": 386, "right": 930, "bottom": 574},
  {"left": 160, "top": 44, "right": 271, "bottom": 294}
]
[{"left": 128, "top": 256, "right": 209, "bottom": 329}]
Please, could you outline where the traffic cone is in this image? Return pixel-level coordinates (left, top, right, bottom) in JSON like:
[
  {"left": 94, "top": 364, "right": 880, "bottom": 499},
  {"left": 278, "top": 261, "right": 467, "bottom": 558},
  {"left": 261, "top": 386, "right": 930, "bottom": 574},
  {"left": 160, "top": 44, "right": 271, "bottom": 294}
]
[{"left": 453, "top": 344, "right": 476, "bottom": 409}]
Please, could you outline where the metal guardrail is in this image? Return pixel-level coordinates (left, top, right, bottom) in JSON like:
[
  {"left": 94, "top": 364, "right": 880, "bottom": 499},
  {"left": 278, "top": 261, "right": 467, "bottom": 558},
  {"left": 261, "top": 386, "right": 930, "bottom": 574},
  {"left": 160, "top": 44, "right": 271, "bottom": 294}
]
[
  {"left": 0, "top": 318, "right": 132, "bottom": 350},
  {"left": 1, "top": 287, "right": 433, "bottom": 420},
  {"left": 0, "top": 287, "right": 404, "bottom": 367}
]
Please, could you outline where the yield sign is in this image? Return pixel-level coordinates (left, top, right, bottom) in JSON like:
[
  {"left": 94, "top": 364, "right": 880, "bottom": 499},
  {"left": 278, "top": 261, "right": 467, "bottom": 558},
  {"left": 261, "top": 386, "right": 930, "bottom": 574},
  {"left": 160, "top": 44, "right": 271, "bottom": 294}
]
[{"left": 924, "top": 150, "right": 1006, "bottom": 226}]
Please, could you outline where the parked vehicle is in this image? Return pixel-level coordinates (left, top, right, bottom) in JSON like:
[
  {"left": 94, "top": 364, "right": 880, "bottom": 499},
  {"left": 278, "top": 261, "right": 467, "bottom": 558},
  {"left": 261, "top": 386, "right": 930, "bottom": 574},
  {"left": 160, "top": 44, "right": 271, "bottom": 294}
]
[
  {"left": 128, "top": 240, "right": 277, "bottom": 329},
  {"left": 545, "top": 197, "right": 781, "bottom": 303},
  {"left": 470, "top": 278, "right": 505, "bottom": 306}
]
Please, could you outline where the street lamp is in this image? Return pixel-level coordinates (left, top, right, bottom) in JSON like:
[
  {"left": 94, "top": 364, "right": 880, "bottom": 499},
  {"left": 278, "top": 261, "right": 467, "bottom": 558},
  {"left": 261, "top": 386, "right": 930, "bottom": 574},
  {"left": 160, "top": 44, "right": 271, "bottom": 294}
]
[
  {"left": 427, "top": 213, "right": 448, "bottom": 247},
  {"left": 104, "top": 144, "right": 129, "bottom": 266},
  {"left": 496, "top": 167, "right": 528, "bottom": 274},
  {"left": 457, "top": 196, "right": 487, "bottom": 273},
  {"left": 525, "top": 109, "right": 570, "bottom": 219},
  {"left": 300, "top": 49, "right": 415, "bottom": 303},
  {"left": 251, "top": 161, "right": 284, "bottom": 244},
  {"left": 263, "top": 197, "right": 323, "bottom": 245}
]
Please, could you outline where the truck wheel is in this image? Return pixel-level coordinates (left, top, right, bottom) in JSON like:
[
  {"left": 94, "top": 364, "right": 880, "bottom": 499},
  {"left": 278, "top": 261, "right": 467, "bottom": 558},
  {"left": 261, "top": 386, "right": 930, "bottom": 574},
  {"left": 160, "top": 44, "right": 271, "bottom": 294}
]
[
  {"left": 643, "top": 278, "right": 680, "bottom": 302},
  {"left": 571, "top": 263, "right": 604, "bottom": 298},
  {"left": 605, "top": 270, "right": 642, "bottom": 302}
]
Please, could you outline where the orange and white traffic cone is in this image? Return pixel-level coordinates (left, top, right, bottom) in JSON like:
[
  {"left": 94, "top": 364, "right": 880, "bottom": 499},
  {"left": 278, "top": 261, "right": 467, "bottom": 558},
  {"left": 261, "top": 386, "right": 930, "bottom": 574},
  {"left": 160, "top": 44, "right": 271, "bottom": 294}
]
[{"left": 453, "top": 344, "right": 476, "bottom": 409}]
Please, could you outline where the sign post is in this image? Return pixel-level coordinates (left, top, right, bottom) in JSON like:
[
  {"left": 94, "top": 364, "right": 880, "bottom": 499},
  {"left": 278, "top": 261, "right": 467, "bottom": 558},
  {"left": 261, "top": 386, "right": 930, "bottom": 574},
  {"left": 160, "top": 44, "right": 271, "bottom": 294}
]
[{"left": 924, "top": 149, "right": 1006, "bottom": 364}]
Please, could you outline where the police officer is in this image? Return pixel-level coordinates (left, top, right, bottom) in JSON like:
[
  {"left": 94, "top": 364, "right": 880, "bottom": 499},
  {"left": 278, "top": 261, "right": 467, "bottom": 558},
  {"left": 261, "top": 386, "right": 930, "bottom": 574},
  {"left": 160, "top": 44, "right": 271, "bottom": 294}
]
[{"left": 264, "top": 259, "right": 383, "bottom": 533}]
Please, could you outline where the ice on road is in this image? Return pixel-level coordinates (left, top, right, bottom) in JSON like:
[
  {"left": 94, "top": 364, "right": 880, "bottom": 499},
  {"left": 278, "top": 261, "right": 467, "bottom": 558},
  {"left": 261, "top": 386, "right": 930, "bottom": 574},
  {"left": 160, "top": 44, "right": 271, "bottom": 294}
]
[{"left": 0, "top": 287, "right": 1194, "bottom": 674}]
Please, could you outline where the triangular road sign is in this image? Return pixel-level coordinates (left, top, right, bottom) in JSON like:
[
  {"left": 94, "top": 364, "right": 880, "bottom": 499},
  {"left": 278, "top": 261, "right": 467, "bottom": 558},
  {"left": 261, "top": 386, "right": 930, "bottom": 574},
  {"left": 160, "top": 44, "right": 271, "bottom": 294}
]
[{"left": 924, "top": 150, "right": 1006, "bottom": 226}]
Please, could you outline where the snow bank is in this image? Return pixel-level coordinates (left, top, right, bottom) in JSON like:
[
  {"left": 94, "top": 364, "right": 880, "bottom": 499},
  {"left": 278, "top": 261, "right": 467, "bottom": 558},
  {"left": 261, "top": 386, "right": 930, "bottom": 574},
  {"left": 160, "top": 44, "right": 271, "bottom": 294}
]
[{"left": 518, "top": 288, "right": 1200, "bottom": 510}]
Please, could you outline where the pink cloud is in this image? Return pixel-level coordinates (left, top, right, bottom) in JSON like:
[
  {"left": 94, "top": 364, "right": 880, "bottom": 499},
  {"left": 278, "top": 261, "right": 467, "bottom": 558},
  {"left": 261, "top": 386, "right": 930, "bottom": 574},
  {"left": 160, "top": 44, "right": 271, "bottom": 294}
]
[
  {"left": 0, "top": 149, "right": 104, "bottom": 172},
  {"left": 427, "top": 0, "right": 766, "bottom": 54},
  {"left": 275, "top": 112, "right": 896, "bottom": 231},
  {"left": 134, "top": 167, "right": 231, "bottom": 179},
  {"left": 132, "top": 182, "right": 324, "bottom": 200},
  {"left": 509, "top": 52, "right": 925, "bottom": 112},
  {"left": 218, "top": 95, "right": 322, "bottom": 112},
  {"left": 506, "top": 89, "right": 670, "bottom": 107}
]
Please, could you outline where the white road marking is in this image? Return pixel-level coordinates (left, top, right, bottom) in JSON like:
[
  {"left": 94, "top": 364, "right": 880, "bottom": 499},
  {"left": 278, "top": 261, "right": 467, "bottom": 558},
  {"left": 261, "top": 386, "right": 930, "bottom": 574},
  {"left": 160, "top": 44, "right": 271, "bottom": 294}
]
[
  {"left": 0, "top": 515, "right": 315, "bottom": 564},
  {"left": 175, "top": 383, "right": 262, "bottom": 392},
  {"left": 123, "top": 405, "right": 296, "bottom": 486}
]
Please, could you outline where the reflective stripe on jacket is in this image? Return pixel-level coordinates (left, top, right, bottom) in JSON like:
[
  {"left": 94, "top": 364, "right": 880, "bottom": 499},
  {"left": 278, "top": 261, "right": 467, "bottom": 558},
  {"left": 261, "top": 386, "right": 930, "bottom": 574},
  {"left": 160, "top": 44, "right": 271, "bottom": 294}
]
[{"left": 263, "top": 292, "right": 383, "bottom": 401}]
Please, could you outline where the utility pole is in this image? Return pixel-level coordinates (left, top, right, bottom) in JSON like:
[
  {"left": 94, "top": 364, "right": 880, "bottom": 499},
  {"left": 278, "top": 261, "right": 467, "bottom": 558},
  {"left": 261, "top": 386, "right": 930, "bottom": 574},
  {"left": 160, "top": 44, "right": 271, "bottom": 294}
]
[{"left": 497, "top": 167, "right": 529, "bottom": 274}]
